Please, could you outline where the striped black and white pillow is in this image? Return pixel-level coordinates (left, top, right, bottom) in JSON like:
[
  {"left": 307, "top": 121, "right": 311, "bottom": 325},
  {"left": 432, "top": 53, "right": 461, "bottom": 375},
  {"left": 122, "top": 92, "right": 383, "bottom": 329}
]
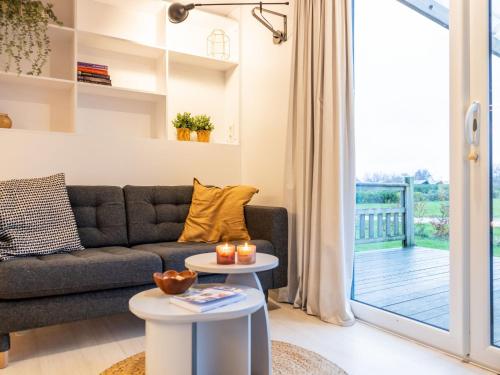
[{"left": 0, "top": 173, "right": 84, "bottom": 261}]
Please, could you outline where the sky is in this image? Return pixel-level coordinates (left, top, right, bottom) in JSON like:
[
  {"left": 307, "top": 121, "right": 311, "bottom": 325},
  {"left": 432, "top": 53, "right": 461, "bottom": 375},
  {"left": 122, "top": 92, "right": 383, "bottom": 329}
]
[{"left": 354, "top": 0, "right": 500, "bottom": 182}]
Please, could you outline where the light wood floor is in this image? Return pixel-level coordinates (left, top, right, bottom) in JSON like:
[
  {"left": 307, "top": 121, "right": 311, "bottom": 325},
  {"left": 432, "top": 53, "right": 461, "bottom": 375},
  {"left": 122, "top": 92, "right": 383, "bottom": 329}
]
[{"left": 2, "top": 302, "right": 494, "bottom": 375}]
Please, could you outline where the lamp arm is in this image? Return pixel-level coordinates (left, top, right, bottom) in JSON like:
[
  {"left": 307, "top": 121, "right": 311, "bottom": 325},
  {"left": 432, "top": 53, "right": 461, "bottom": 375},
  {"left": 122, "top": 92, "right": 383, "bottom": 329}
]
[{"left": 251, "top": 6, "right": 287, "bottom": 43}]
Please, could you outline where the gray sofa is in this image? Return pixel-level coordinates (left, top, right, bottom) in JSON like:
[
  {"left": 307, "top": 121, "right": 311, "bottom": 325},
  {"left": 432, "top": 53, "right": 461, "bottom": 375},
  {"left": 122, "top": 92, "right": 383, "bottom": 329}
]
[{"left": 0, "top": 185, "right": 288, "bottom": 360}]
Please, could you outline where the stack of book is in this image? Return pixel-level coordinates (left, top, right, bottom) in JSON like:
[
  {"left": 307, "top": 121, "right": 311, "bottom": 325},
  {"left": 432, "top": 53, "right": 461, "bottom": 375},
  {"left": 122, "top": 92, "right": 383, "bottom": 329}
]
[
  {"left": 170, "top": 286, "right": 245, "bottom": 313},
  {"left": 77, "top": 62, "right": 112, "bottom": 86}
]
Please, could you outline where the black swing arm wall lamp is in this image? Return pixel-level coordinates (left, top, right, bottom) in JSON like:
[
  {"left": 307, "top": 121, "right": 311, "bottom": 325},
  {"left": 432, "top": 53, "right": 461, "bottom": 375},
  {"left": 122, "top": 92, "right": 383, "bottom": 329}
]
[{"left": 167, "top": 2, "right": 290, "bottom": 44}]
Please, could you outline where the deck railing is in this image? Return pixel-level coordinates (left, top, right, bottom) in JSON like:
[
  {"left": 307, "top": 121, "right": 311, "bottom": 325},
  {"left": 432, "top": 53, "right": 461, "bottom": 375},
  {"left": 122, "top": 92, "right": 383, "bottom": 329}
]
[{"left": 355, "top": 177, "right": 415, "bottom": 247}]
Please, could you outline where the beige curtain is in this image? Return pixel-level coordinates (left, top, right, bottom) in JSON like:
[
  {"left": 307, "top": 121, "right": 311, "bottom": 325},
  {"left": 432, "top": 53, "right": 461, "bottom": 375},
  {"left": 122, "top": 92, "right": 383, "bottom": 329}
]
[{"left": 280, "top": 0, "right": 356, "bottom": 326}]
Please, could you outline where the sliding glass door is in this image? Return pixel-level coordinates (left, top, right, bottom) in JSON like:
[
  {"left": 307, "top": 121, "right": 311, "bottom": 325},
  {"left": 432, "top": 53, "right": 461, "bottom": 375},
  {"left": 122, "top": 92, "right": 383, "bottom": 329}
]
[
  {"left": 352, "top": 0, "right": 500, "bottom": 370},
  {"left": 351, "top": 0, "right": 468, "bottom": 358}
]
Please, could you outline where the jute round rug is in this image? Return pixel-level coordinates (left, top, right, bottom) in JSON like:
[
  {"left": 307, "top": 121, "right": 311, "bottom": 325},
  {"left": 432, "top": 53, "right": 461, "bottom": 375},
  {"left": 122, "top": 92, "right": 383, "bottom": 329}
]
[{"left": 101, "top": 340, "right": 348, "bottom": 375}]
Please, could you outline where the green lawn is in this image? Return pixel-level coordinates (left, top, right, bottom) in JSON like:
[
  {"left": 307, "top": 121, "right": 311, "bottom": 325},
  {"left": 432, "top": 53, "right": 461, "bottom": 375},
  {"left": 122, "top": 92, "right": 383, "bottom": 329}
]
[{"left": 358, "top": 199, "right": 500, "bottom": 219}]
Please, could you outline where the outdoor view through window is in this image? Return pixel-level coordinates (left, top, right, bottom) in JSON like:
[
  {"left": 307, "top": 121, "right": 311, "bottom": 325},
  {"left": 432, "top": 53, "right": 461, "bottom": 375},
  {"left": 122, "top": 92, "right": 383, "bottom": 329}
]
[
  {"left": 352, "top": 0, "right": 451, "bottom": 330},
  {"left": 354, "top": 0, "right": 500, "bottom": 342}
]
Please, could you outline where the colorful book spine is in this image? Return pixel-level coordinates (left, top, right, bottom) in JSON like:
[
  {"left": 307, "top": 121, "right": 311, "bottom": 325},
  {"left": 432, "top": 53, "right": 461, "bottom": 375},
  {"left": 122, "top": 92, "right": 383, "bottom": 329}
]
[
  {"left": 78, "top": 76, "right": 111, "bottom": 84},
  {"left": 78, "top": 71, "right": 111, "bottom": 79},
  {"left": 77, "top": 62, "right": 108, "bottom": 70},
  {"left": 78, "top": 78, "right": 112, "bottom": 86},
  {"left": 77, "top": 62, "right": 112, "bottom": 86},
  {"left": 77, "top": 66, "right": 108, "bottom": 75}
]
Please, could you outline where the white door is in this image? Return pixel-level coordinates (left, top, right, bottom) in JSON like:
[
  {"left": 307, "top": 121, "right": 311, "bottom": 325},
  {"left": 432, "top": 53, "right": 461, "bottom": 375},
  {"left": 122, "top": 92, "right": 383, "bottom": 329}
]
[
  {"left": 469, "top": 0, "right": 500, "bottom": 369},
  {"left": 351, "top": 0, "right": 468, "bottom": 356},
  {"left": 352, "top": 0, "right": 500, "bottom": 370}
]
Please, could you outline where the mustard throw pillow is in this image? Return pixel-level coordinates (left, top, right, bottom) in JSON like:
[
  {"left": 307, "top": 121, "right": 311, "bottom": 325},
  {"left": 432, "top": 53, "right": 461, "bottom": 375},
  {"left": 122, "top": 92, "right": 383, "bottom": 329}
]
[{"left": 178, "top": 178, "right": 258, "bottom": 243}]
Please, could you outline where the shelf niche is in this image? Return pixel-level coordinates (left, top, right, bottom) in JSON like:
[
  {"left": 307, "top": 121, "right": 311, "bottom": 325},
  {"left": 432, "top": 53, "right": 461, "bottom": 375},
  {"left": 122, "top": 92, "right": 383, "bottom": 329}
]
[
  {"left": 45, "top": 0, "right": 75, "bottom": 28},
  {"left": 76, "top": 0, "right": 166, "bottom": 48},
  {"left": 0, "top": 25, "right": 74, "bottom": 81},
  {"left": 77, "top": 31, "right": 167, "bottom": 95},
  {"left": 0, "top": 79, "right": 74, "bottom": 133},
  {"left": 167, "top": 61, "right": 239, "bottom": 145},
  {"left": 76, "top": 92, "right": 166, "bottom": 139}
]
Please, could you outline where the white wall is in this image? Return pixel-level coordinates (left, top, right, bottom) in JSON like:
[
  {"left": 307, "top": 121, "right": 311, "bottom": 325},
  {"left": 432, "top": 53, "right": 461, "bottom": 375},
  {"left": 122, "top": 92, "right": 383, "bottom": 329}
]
[
  {"left": 0, "top": 130, "right": 241, "bottom": 187},
  {"left": 238, "top": 5, "right": 292, "bottom": 206}
]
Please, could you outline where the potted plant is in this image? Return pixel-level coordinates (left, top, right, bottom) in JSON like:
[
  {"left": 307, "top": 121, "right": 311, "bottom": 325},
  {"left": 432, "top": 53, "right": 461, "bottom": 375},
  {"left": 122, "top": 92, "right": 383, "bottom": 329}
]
[
  {"left": 172, "top": 112, "right": 194, "bottom": 141},
  {"left": 0, "top": 0, "right": 63, "bottom": 75},
  {"left": 193, "top": 115, "right": 215, "bottom": 143}
]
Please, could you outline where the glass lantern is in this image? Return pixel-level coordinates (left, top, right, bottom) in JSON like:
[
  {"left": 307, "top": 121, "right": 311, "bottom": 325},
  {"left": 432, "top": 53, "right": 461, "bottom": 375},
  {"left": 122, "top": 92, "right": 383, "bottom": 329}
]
[{"left": 207, "top": 29, "right": 230, "bottom": 60}]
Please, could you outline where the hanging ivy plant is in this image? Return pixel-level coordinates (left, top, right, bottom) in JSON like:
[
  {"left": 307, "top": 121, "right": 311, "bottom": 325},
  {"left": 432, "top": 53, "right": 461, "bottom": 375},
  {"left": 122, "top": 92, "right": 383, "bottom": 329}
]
[{"left": 0, "top": 0, "right": 62, "bottom": 75}]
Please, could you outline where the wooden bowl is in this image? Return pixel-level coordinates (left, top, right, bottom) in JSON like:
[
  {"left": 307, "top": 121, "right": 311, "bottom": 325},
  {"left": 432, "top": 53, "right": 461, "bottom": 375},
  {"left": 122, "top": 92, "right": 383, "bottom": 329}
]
[{"left": 153, "top": 270, "right": 197, "bottom": 295}]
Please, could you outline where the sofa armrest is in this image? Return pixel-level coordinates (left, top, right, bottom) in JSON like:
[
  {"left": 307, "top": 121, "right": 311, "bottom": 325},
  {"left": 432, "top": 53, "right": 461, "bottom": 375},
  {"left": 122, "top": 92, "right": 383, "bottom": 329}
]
[{"left": 244, "top": 205, "right": 288, "bottom": 289}]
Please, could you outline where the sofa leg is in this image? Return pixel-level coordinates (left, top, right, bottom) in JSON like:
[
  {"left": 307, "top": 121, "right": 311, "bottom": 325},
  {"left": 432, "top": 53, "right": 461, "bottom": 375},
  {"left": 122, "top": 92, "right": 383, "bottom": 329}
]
[
  {"left": 0, "top": 351, "right": 8, "bottom": 369},
  {"left": 0, "top": 334, "right": 10, "bottom": 369}
]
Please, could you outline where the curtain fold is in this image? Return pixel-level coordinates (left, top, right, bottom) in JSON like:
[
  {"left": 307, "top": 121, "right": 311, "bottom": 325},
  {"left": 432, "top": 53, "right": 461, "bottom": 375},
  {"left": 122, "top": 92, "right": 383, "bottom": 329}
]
[{"left": 280, "top": 0, "right": 356, "bottom": 326}]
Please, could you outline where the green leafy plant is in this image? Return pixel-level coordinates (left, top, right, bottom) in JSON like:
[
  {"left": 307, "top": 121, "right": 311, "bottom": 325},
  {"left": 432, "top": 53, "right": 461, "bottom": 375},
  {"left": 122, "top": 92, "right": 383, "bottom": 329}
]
[
  {"left": 172, "top": 112, "right": 194, "bottom": 129},
  {"left": 193, "top": 114, "right": 215, "bottom": 132},
  {"left": 0, "top": 0, "right": 63, "bottom": 75}
]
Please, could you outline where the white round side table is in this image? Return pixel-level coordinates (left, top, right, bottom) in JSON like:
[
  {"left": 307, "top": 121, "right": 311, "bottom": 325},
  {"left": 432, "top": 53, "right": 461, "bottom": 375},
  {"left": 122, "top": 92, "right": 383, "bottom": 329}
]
[
  {"left": 130, "top": 285, "right": 264, "bottom": 375},
  {"left": 185, "top": 252, "right": 279, "bottom": 375}
]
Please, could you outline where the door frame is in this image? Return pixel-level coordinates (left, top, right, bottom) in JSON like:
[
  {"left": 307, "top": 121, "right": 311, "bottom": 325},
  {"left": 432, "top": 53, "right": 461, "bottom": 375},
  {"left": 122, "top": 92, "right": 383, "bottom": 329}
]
[
  {"left": 468, "top": 0, "right": 500, "bottom": 369},
  {"left": 350, "top": 0, "right": 470, "bottom": 358}
]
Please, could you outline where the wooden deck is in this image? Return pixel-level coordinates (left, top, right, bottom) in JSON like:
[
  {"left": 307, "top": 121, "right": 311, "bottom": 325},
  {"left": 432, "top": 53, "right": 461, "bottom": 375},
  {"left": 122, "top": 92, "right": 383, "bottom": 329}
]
[{"left": 353, "top": 247, "right": 500, "bottom": 344}]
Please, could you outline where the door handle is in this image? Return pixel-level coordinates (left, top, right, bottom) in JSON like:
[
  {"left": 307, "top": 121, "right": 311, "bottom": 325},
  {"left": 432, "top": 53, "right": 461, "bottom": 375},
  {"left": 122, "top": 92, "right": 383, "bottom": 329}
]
[{"left": 465, "top": 101, "right": 480, "bottom": 162}]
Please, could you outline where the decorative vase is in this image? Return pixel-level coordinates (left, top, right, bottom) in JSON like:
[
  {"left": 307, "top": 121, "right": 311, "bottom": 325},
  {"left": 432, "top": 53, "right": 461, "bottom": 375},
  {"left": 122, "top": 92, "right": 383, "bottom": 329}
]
[
  {"left": 0, "top": 113, "right": 12, "bottom": 129},
  {"left": 196, "top": 130, "right": 211, "bottom": 143},
  {"left": 176, "top": 128, "right": 191, "bottom": 141}
]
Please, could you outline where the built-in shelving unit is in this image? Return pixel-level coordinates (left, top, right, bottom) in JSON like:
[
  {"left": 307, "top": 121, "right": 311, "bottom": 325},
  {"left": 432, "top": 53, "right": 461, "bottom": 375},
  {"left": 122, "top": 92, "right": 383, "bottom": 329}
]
[
  {"left": 169, "top": 50, "right": 238, "bottom": 72},
  {"left": 1, "top": 0, "right": 240, "bottom": 144}
]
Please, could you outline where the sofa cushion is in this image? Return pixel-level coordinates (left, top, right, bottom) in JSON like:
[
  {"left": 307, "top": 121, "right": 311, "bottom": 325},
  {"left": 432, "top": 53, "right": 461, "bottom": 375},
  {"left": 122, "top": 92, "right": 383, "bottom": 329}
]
[
  {"left": 0, "top": 173, "right": 84, "bottom": 261},
  {"left": 124, "top": 185, "right": 193, "bottom": 246},
  {"left": 133, "top": 239, "right": 275, "bottom": 271},
  {"left": 178, "top": 178, "right": 259, "bottom": 243},
  {"left": 67, "top": 186, "right": 128, "bottom": 248},
  {"left": 0, "top": 247, "right": 161, "bottom": 300}
]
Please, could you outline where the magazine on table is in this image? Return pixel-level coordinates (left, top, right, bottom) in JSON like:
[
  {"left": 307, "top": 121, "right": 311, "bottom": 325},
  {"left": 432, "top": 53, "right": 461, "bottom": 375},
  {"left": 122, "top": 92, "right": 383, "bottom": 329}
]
[{"left": 171, "top": 286, "right": 246, "bottom": 313}]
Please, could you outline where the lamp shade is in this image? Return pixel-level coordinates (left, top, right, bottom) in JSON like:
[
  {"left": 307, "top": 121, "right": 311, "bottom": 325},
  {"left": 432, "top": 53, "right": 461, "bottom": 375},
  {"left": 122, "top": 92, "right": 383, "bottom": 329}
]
[{"left": 168, "top": 3, "right": 195, "bottom": 23}]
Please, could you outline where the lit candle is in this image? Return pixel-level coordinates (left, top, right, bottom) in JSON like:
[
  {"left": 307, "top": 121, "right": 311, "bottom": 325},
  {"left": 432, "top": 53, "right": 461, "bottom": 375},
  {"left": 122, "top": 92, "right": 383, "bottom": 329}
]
[
  {"left": 237, "top": 242, "right": 256, "bottom": 265},
  {"left": 216, "top": 243, "right": 236, "bottom": 265}
]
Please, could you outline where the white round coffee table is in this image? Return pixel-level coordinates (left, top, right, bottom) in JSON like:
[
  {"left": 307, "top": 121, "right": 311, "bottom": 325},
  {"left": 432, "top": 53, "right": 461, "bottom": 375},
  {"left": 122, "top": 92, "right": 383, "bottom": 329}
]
[
  {"left": 185, "top": 252, "right": 279, "bottom": 375},
  {"left": 130, "top": 284, "right": 264, "bottom": 375}
]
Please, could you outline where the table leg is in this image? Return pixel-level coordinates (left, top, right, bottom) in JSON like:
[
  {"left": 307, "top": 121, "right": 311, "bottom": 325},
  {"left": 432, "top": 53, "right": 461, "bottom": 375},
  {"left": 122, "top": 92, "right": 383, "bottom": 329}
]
[
  {"left": 226, "top": 273, "right": 272, "bottom": 375},
  {"left": 196, "top": 315, "right": 251, "bottom": 375},
  {"left": 145, "top": 321, "right": 192, "bottom": 375}
]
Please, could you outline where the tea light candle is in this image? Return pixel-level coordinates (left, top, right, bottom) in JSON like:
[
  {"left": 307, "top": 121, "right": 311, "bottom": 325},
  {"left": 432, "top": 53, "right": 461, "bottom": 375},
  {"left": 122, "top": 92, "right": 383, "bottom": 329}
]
[
  {"left": 216, "top": 243, "right": 236, "bottom": 265},
  {"left": 237, "top": 242, "right": 256, "bottom": 265}
]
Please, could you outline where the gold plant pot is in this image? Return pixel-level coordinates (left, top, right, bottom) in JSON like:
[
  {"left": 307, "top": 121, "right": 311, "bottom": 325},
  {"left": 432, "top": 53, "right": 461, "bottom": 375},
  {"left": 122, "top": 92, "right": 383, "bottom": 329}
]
[
  {"left": 196, "top": 130, "right": 211, "bottom": 143},
  {"left": 176, "top": 128, "right": 191, "bottom": 141},
  {"left": 0, "top": 113, "right": 12, "bottom": 129}
]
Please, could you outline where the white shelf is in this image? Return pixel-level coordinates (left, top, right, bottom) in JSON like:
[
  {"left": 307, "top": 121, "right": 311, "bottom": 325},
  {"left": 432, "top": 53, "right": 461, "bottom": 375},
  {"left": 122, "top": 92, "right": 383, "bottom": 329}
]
[
  {"left": 1, "top": 0, "right": 239, "bottom": 143},
  {"left": 0, "top": 72, "right": 74, "bottom": 90},
  {"left": 77, "top": 30, "right": 166, "bottom": 59},
  {"left": 77, "top": 81, "right": 165, "bottom": 102},
  {"left": 168, "top": 50, "right": 238, "bottom": 72}
]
